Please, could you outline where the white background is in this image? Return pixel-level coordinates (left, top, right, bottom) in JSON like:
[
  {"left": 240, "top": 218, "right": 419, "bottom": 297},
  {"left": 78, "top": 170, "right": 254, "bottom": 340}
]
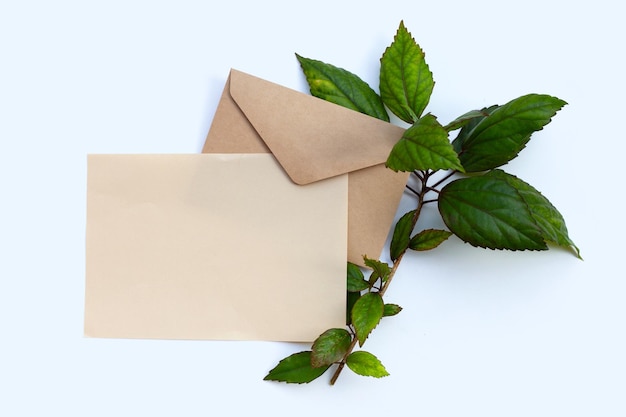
[{"left": 1, "top": 1, "right": 624, "bottom": 416}]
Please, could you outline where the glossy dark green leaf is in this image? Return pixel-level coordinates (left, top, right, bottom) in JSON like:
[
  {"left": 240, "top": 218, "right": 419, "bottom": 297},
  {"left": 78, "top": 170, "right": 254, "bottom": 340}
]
[
  {"left": 347, "top": 262, "right": 369, "bottom": 292},
  {"left": 296, "top": 54, "right": 389, "bottom": 121},
  {"left": 438, "top": 174, "right": 547, "bottom": 251},
  {"left": 487, "top": 170, "right": 581, "bottom": 258},
  {"left": 346, "top": 351, "right": 390, "bottom": 378},
  {"left": 444, "top": 109, "right": 491, "bottom": 132},
  {"left": 379, "top": 21, "right": 434, "bottom": 123},
  {"left": 346, "top": 291, "right": 361, "bottom": 325},
  {"left": 386, "top": 114, "right": 464, "bottom": 173},
  {"left": 383, "top": 303, "right": 402, "bottom": 317},
  {"left": 408, "top": 229, "right": 453, "bottom": 251},
  {"left": 390, "top": 210, "right": 417, "bottom": 261},
  {"left": 351, "top": 292, "right": 384, "bottom": 346},
  {"left": 455, "top": 94, "right": 567, "bottom": 172},
  {"left": 363, "top": 257, "right": 391, "bottom": 285},
  {"left": 311, "top": 328, "right": 352, "bottom": 368},
  {"left": 264, "top": 351, "right": 330, "bottom": 384},
  {"left": 451, "top": 105, "right": 499, "bottom": 154}
]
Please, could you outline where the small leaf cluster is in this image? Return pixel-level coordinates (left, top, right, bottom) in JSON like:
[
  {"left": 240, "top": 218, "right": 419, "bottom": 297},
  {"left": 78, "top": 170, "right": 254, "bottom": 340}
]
[
  {"left": 265, "top": 20, "right": 580, "bottom": 385},
  {"left": 264, "top": 260, "right": 394, "bottom": 384}
]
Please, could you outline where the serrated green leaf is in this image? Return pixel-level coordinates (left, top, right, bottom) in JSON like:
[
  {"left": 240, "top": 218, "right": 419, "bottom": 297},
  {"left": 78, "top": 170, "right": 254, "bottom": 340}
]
[
  {"left": 408, "top": 229, "right": 453, "bottom": 251},
  {"left": 390, "top": 210, "right": 417, "bottom": 261},
  {"left": 346, "top": 291, "right": 360, "bottom": 325},
  {"left": 452, "top": 105, "right": 499, "bottom": 154},
  {"left": 379, "top": 21, "right": 434, "bottom": 123},
  {"left": 438, "top": 175, "right": 547, "bottom": 251},
  {"left": 383, "top": 303, "right": 402, "bottom": 317},
  {"left": 264, "top": 351, "right": 330, "bottom": 384},
  {"left": 487, "top": 170, "right": 581, "bottom": 258},
  {"left": 363, "top": 257, "right": 391, "bottom": 284},
  {"left": 386, "top": 114, "right": 464, "bottom": 172},
  {"left": 444, "top": 109, "right": 491, "bottom": 132},
  {"left": 347, "top": 262, "right": 369, "bottom": 292},
  {"left": 311, "top": 328, "right": 352, "bottom": 368},
  {"left": 351, "top": 292, "right": 384, "bottom": 346},
  {"left": 296, "top": 54, "right": 389, "bottom": 121},
  {"left": 346, "top": 351, "right": 390, "bottom": 378},
  {"left": 456, "top": 94, "right": 567, "bottom": 172}
]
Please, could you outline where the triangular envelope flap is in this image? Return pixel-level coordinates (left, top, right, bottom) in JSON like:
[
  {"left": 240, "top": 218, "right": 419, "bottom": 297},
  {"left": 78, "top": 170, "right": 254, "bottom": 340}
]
[{"left": 228, "top": 69, "right": 405, "bottom": 185}]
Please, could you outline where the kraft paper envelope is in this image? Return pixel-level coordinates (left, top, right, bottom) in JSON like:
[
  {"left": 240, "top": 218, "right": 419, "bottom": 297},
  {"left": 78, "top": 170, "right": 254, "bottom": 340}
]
[
  {"left": 203, "top": 69, "right": 410, "bottom": 266},
  {"left": 84, "top": 153, "right": 347, "bottom": 341}
]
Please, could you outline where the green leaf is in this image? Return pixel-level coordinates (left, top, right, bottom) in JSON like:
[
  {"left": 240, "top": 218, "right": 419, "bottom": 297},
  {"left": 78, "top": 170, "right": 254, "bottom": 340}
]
[
  {"left": 363, "top": 257, "right": 391, "bottom": 285},
  {"left": 386, "top": 114, "right": 464, "bottom": 172},
  {"left": 264, "top": 351, "right": 330, "bottom": 384},
  {"left": 346, "top": 291, "right": 361, "bottom": 325},
  {"left": 347, "top": 262, "right": 369, "bottom": 292},
  {"left": 383, "top": 303, "right": 402, "bottom": 317},
  {"left": 351, "top": 292, "right": 384, "bottom": 346},
  {"left": 438, "top": 174, "right": 547, "bottom": 251},
  {"left": 379, "top": 20, "right": 434, "bottom": 123},
  {"left": 390, "top": 210, "right": 417, "bottom": 261},
  {"left": 346, "top": 351, "right": 390, "bottom": 378},
  {"left": 311, "top": 328, "right": 352, "bottom": 368},
  {"left": 296, "top": 54, "right": 389, "bottom": 121},
  {"left": 408, "top": 229, "right": 453, "bottom": 251},
  {"left": 455, "top": 94, "right": 567, "bottom": 172},
  {"left": 444, "top": 109, "right": 491, "bottom": 132},
  {"left": 451, "top": 105, "right": 499, "bottom": 154},
  {"left": 487, "top": 170, "right": 581, "bottom": 258}
]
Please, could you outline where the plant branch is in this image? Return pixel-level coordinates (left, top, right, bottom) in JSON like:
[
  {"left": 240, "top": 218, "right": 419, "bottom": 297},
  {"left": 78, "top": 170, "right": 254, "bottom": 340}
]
[
  {"left": 405, "top": 184, "right": 420, "bottom": 196},
  {"left": 430, "top": 170, "right": 457, "bottom": 189},
  {"left": 329, "top": 336, "right": 359, "bottom": 385},
  {"left": 380, "top": 187, "right": 425, "bottom": 296},
  {"left": 329, "top": 173, "right": 429, "bottom": 385}
]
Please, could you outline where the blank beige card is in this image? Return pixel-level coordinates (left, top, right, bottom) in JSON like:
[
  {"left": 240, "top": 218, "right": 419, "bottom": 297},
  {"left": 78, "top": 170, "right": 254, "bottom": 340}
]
[{"left": 84, "top": 154, "right": 348, "bottom": 342}]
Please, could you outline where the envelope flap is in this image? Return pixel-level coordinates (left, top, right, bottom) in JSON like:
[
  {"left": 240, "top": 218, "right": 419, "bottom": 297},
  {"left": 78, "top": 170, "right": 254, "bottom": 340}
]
[{"left": 228, "top": 69, "right": 405, "bottom": 185}]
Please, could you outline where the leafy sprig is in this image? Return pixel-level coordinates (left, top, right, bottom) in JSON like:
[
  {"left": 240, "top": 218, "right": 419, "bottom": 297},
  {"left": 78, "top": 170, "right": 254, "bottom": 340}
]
[{"left": 264, "top": 20, "right": 580, "bottom": 385}]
